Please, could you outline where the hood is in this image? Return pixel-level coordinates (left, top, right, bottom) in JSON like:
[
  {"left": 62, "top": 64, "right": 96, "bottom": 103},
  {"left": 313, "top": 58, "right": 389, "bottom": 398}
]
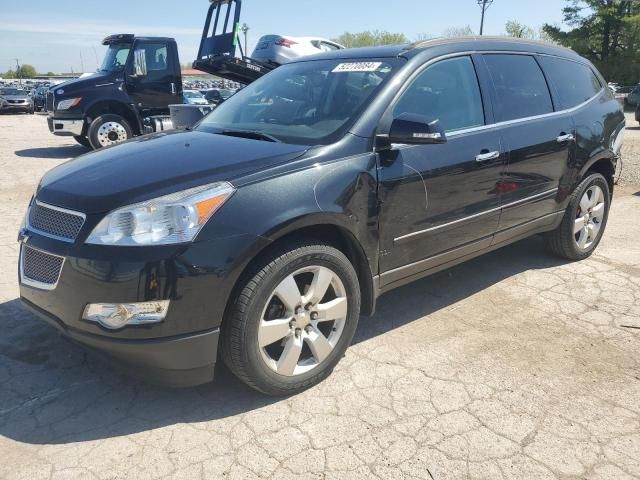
[
  {"left": 36, "top": 130, "right": 309, "bottom": 213},
  {"left": 53, "top": 71, "right": 118, "bottom": 95}
]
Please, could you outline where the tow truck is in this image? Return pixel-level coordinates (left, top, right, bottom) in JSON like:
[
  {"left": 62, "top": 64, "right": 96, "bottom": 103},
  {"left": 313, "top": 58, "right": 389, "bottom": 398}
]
[{"left": 46, "top": 0, "right": 282, "bottom": 149}]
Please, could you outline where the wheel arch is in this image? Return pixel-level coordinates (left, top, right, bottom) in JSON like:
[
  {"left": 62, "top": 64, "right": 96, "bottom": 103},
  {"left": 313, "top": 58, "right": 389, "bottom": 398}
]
[
  {"left": 85, "top": 100, "right": 141, "bottom": 135},
  {"left": 226, "top": 218, "right": 377, "bottom": 321},
  {"left": 581, "top": 156, "right": 616, "bottom": 196}
]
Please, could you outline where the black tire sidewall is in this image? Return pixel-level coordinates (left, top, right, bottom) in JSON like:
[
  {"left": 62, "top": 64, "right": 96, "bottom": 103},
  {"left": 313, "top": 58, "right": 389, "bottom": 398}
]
[
  {"left": 87, "top": 114, "right": 133, "bottom": 150},
  {"left": 230, "top": 245, "right": 360, "bottom": 394},
  {"left": 563, "top": 173, "right": 611, "bottom": 259}
]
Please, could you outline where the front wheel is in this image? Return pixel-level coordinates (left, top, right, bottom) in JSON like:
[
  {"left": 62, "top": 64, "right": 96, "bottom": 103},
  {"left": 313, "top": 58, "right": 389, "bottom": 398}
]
[
  {"left": 546, "top": 173, "right": 610, "bottom": 260},
  {"left": 87, "top": 114, "right": 133, "bottom": 149},
  {"left": 221, "top": 241, "right": 361, "bottom": 396}
]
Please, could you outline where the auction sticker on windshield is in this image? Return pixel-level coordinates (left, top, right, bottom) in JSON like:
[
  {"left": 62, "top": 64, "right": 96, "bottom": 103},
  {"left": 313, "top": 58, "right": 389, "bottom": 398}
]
[{"left": 332, "top": 62, "right": 383, "bottom": 73}]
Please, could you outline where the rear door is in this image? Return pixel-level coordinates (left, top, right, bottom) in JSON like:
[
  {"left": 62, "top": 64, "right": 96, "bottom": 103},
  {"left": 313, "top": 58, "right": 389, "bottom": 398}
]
[
  {"left": 378, "top": 55, "right": 505, "bottom": 286},
  {"left": 481, "top": 54, "right": 575, "bottom": 238}
]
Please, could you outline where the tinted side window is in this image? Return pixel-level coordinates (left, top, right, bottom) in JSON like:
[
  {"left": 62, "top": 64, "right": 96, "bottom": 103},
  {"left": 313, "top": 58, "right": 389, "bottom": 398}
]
[
  {"left": 393, "top": 56, "right": 484, "bottom": 132},
  {"left": 483, "top": 54, "right": 553, "bottom": 122},
  {"left": 537, "top": 56, "right": 603, "bottom": 109}
]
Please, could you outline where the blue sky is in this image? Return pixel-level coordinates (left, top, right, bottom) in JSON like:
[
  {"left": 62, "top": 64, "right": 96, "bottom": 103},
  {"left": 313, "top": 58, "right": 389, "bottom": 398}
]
[{"left": 0, "top": 0, "right": 569, "bottom": 73}]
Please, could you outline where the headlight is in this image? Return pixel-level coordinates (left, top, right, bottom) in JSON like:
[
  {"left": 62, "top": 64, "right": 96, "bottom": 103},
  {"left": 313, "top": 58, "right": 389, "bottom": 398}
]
[
  {"left": 57, "top": 97, "right": 82, "bottom": 110},
  {"left": 86, "top": 181, "right": 235, "bottom": 246}
]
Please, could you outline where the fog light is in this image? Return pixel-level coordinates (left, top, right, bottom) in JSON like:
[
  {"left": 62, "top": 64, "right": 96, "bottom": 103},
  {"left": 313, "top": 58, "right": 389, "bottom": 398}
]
[{"left": 83, "top": 300, "right": 170, "bottom": 330}]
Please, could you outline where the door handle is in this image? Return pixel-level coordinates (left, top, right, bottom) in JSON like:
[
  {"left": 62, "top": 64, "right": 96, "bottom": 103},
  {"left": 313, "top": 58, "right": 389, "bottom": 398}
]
[
  {"left": 170, "top": 83, "right": 176, "bottom": 95},
  {"left": 556, "top": 133, "right": 575, "bottom": 143},
  {"left": 475, "top": 150, "right": 500, "bottom": 162}
]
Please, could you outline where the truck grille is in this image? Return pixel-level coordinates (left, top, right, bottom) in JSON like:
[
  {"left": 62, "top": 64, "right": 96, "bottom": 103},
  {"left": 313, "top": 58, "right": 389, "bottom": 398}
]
[
  {"left": 20, "top": 246, "right": 65, "bottom": 289},
  {"left": 28, "top": 201, "right": 86, "bottom": 242}
]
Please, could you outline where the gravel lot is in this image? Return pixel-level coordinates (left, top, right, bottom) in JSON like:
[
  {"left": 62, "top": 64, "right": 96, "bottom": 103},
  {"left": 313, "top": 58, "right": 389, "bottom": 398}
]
[{"left": 1, "top": 112, "right": 639, "bottom": 480}]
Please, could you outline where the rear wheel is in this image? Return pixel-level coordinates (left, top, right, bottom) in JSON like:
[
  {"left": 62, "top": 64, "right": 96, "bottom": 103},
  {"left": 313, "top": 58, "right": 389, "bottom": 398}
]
[
  {"left": 73, "top": 135, "right": 91, "bottom": 148},
  {"left": 87, "top": 114, "right": 133, "bottom": 149},
  {"left": 221, "top": 240, "right": 361, "bottom": 396},
  {"left": 546, "top": 173, "right": 610, "bottom": 260}
]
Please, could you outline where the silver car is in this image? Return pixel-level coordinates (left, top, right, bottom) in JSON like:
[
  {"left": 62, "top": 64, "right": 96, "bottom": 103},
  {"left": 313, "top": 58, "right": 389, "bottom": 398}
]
[
  {"left": 0, "top": 87, "right": 34, "bottom": 114},
  {"left": 251, "top": 35, "right": 344, "bottom": 65}
]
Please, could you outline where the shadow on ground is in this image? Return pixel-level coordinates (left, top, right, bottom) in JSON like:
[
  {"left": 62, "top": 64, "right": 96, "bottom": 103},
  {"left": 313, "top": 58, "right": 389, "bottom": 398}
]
[
  {"left": 14, "top": 145, "right": 89, "bottom": 159},
  {"left": 0, "top": 236, "right": 567, "bottom": 445}
]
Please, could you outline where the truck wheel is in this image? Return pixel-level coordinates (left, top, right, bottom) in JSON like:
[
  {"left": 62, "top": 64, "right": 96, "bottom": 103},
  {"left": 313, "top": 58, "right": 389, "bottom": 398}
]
[
  {"left": 73, "top": 136, "right": 92, "bottom": 148},
  {"left": 221, "top": 240, "right": 361, "bottom": 396},
  {"left": 87, "top": 114, "right": 133, "bottom": 149},
  {"left": 546, "top": 173, "right": 610, "bottom": 261}
]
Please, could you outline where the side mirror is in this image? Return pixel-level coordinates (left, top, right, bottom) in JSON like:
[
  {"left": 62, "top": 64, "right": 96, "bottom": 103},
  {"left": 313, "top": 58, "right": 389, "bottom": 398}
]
[{"left": 382, "top": 113, "right": 447, "bottom": 146}]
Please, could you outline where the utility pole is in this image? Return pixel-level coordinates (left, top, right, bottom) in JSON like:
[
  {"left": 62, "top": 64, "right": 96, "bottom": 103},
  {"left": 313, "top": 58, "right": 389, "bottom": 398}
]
[
  {"left": 80, "top": 50, "right": 85, "bottom": 73},
  {"left": 241, "top": 23, "right": 249, "bottom": 56},
  {"left": 15, "top": 58, "right": 21, "bottom": 85},
  {"left": 477, "top": 0, "right": 494, "bottom": 36}
]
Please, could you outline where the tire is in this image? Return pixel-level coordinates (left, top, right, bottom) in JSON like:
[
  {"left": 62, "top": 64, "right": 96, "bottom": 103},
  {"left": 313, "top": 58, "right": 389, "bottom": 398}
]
[
  {"left": 221, "top": 240, "right": 361, "bottom": 396},
  {"left": 87, "top": 114, "right": 133, "bottom": 149},
  {"left": 73, "top": 135, "right": 92, "bottom": 148},
  {"left": 546, "top": 173, "right": 610, "bottom": 261}
]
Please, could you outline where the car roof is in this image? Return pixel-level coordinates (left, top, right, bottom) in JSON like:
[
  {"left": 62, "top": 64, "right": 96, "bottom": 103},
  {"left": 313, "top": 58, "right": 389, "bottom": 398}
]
[{"left": 295, "top": 36, "right": 582, "bottom": 63}]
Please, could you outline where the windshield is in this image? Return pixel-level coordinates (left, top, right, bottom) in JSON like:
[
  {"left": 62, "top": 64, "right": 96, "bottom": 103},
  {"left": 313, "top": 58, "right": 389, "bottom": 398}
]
[
  {"left": 101, "top": 43, "right": 131, "bottom": 72},
  {"left": 197, "top": 58, "right": 399, "bottom": 145},
  {"left": 0, "top": 88, "right": 23, "bottom": 96},
  {"left": 184, "top": 91, "right": 204, "bottom": 98}
]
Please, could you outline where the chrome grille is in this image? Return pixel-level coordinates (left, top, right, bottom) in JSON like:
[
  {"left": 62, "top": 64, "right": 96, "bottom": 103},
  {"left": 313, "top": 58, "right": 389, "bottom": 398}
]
[
  {"left": 28, "top": 201, "right": 85, "bottom": 242},
  {"left": 21, "top": 246, "right": 64, "bottom": 289}
]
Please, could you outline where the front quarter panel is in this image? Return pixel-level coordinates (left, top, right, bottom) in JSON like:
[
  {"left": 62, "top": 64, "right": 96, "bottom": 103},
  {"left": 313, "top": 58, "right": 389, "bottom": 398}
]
[{"left": 197, "top": 148, "right": 380, "bottom": 305}]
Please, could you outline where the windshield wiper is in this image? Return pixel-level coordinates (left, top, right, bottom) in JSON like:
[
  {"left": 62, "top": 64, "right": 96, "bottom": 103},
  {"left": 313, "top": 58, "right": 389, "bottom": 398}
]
[{"left": 221, "top": 129, "right": 282, "bottom": 143}]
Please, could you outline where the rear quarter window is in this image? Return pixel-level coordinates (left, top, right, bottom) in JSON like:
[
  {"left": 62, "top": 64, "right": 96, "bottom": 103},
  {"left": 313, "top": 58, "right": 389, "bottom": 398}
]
[
  {"left": 537, "top": 56, "right": 603, "bottom": 110},
  {"left": 483, "top": 54, "right": 553, "bottom": 122}
]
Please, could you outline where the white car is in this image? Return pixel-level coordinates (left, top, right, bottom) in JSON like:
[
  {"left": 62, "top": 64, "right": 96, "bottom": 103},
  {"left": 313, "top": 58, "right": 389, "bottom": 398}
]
[
  {"left": 183, "top": 90, "right": 210, "bottom": 106},
  {"left": 251, "top": 35, "right": 344, "bottom": 65}
]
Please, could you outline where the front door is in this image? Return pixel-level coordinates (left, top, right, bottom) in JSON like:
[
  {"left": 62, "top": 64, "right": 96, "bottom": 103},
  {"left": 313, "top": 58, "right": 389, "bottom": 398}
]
[
  {"left": 378, "top": 56, "right": 505, "bottom": 288},
  {"left": 126, "top": 40, "right": 182, "bottom": 114}
]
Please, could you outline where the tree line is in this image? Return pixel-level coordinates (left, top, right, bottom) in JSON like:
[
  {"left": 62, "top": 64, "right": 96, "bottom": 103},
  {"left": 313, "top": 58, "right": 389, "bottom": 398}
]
[{"left": 332, "top": 0, "right": 639, "bottom": 84}]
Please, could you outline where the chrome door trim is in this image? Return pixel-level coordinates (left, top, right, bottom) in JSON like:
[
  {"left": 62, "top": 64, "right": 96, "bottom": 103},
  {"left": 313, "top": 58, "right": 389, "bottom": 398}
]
[{"left": 394, "top": 187, "right": 559, "bottom": 244}]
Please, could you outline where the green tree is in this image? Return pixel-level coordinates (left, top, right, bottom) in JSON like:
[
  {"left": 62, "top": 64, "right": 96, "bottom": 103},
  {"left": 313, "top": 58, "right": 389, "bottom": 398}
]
[
  {"left": 15, "top": 64, "right": 37, "bottom": 78},
  {"left": 2, "top": 69, "right": 16, "bottom": 79},
  {"left": 543, "top": 0, "right": 640, "bottom": 83},
  {"left": 505, "top": 20, "right": 536, "bottom": 39},
  {"left": 442, "top": 25, "right": 475, "bottom": 37},
  {"left": 332, "top": 30, "right": 409, "bottom": 48},
  {"left": 46, "top": 71, "right": 56, "bottom": 76}
]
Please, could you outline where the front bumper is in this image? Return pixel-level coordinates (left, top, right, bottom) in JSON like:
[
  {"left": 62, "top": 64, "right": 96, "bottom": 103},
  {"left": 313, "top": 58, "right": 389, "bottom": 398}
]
[
  {"left": 17, "top": 220, "right": 266, "bottom": 386},
  {"left": 1, "top": 102, "right": 32, "bottom": 112},
  {"left": 22, "top": 297, "right": 219, "bottom": 386},
  {"left": 47, "top": 116, "right": 84, "bottom": 136}
]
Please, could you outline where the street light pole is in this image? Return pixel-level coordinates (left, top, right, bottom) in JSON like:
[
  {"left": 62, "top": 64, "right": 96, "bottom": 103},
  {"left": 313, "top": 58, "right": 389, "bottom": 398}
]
[
  {"left": 241, "top": 23, "right": 250, "bottom": 56},
  {"left": 477, "top": 0, "right": 494, "bottom": 35}
]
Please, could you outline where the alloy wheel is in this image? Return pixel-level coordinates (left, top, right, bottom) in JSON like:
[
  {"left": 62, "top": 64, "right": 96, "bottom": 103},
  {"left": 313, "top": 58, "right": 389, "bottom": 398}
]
[
  {"left": 258, "top": 266, "right": 348, "bottom": 376},
  {"left": 574, "top": 185, "right": 605, "bottom": 250}
]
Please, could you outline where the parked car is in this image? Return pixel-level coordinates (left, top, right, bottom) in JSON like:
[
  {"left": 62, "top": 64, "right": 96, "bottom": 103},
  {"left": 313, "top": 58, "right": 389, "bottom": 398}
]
[
  {"left": 203, "top": 88, "right": 233, "bottom": 105},
  {"left": 627, "top": 85, "right": 640, "bottom": 106},
  {"left": 183, "top": 89, "right": 210, "bottom": 105},
  {"left": 31, "top": 86, "right": 48, "bottom": 112},
  {"left": 18, "top": 37, "right": 624, "bottom": 395},
  {"left": 0, "top": 87, "right": 34, "bottom": 114},
  {"left": 251, "top": 35, "right": 344, "bottom": 65}
]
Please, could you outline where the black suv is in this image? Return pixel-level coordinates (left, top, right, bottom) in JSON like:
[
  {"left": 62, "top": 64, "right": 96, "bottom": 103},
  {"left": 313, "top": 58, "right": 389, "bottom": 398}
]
[{"left": 19, "top": 38, "right": 625, "bottom": 395}]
